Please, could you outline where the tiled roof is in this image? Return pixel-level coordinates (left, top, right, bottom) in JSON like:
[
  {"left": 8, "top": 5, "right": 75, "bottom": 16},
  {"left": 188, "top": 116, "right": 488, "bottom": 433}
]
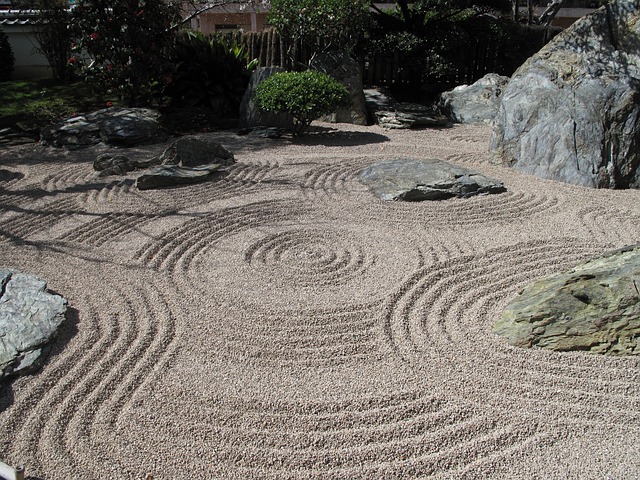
[{"left": 0, "top": 9, "right": 43, "bottom": 25}]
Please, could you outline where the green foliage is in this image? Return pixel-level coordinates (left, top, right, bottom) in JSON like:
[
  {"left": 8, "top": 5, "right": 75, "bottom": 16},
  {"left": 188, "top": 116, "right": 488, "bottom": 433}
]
[
  {"left": 253, "top": 70, "right": 350, "bottom": 135},
  {"left": 69, "top": 0, "right": 182, "bottom": 106},
  {"left": 0, "top": 79, "right": 118, "bottom": 129},
  {"left": 33, "top": 0, "right": 74, "bottom": 82},
  {"left": 0, "top": 26, "right": 15, "bottom": 82},
  {"left": 367, "top": 0, "right": 514, "bottom": 87},
  {"left": 166, "top": 30, "right": 257, "bottom": 116},
  {"left": 268, "top": 0, "right": 370, "bottom": 52}
]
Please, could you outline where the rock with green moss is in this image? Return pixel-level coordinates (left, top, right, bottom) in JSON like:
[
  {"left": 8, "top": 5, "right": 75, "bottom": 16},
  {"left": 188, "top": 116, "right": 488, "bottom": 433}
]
[{"left": 494, "top": 245, "right": 640, "bottom": 355}]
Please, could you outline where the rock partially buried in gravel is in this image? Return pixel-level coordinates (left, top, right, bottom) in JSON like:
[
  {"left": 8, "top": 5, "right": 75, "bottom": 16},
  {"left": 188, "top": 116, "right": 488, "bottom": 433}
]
[
  {"left": 375, "top": 103, "right": 448, "bottom": 129},
  {"left": 0, "top": 269, "right": 67, "bottom": 380},
  {"left": 136, "top": 164, "right": 223, "bottom": 190},
  {"left": 494, "top": 245, "right": 640, "bottom": 355},
  {"left": 94, "top": 153, "right": 157, "bottom": 176},
  {"left": 358, "top": 158, "right": 506, "bottom": 201}
]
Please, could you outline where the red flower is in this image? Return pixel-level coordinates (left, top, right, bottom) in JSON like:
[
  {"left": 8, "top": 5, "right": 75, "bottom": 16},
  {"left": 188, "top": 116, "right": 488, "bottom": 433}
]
[
  {"left": 135, "top": 47, "right": 143, "bottom": 55},
  {"left": 106, "top": 102, "right": 113, "bottom": 107},
  {"left": 67, "top": 56, "right": 77, "bottom": 64},
  {"left": 90, "top": 32, "right": 99, "bottom": 40}
]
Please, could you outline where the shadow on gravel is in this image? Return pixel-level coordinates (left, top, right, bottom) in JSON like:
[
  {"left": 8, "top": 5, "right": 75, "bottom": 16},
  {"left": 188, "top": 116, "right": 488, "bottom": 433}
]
[{"left": 291, "top": 126, "right": 390, "bottom": 147}]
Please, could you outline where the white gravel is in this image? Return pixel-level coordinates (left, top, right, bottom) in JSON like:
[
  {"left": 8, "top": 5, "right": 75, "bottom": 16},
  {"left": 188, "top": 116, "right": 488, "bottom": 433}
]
[{"left": 0, "top": 122, "right": 639, "bottom": 479}]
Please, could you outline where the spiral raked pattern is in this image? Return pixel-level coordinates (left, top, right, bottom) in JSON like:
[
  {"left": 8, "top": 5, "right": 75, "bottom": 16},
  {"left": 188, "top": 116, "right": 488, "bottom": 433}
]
[{"left": 1, "top": 125, "right": 640, "bottom": 479}]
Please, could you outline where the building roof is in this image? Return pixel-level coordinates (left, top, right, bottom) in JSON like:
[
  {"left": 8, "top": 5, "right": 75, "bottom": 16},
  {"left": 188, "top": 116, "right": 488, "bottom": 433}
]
[{"left": 0, "top": 9, "right": 46, "bottom": 25}]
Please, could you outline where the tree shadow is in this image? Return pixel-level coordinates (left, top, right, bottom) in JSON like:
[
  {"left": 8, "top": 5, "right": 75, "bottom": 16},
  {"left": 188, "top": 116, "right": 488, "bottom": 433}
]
[{"left": 290, "top": 126, "right": 390, "bottom": 147}]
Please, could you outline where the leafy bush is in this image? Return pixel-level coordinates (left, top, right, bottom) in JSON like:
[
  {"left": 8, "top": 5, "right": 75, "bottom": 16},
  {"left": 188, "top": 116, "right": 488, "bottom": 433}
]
[
  {"left": 367, "top": 0, "right": 511, "bottom": 88},
  {"left": 0, "top": 27, "right": 15, "bottom": 82},
  {"left": 69, "top": 0, "right": 182, "bottom": 106},
  {"left": 268, "top": 0, "right": 370, "bottom": 54},
  {"left": 33, "top": 0, "right": 74, "bottom": 82},
  {"left": 166, "top": 30, "right": 257, "bottom": 116},
  {"left": 253, "top": 70, "right": 350, "bottom": 135}
]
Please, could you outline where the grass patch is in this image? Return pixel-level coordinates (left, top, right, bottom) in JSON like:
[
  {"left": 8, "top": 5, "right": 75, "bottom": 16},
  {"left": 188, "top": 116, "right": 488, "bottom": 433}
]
[{"left": 0, "top": 78, "right": 118, "bottom": 131}]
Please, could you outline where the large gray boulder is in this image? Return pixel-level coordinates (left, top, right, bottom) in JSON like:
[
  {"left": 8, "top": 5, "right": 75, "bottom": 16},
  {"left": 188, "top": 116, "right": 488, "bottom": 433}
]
[
  {"left": 41, "top": 107, "right": 166, "bottom": 148},
  {"left": 239, "top": 67, "right": 295, "bottom": 130},
  {"left": 438, "top": 73, "right": 510, "bottom": 124},
  {"left": 0, "top": 269, "right": 67, "bottom": 380},
  {"left": 494, "top": 245, "right": 640, "bottom": 355},
  {"left": 490, "top": 1, "right": 640, "bottom": 188},
  {"left": 358, "top": 158, "right": 505, "bottom": 201},
  {"left": 310, "top": 51, "right": 367, "bottom": 125}
]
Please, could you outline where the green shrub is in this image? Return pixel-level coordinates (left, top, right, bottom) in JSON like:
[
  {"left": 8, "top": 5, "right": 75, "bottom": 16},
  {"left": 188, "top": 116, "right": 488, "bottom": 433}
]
[
  {"left": 268, "top": 0, "right": 370, "bottom": 54},
  {"left": 0, "top": 27, "right": 15, "bottom": 81},
  {"left": 166, "top": 30, "right": 257, "bottom": 116},
  {"left": 253, "top": 71, "right": 350, "bottom": 135},
  {"left": 69, "top": 0, "right": 182, "bottom": 106}
]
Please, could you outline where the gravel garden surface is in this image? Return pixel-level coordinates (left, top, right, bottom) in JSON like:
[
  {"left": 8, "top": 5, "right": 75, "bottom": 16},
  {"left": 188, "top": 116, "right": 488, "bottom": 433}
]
[{"left": 0, "top": 122, "right": 639, "bottom": 479}]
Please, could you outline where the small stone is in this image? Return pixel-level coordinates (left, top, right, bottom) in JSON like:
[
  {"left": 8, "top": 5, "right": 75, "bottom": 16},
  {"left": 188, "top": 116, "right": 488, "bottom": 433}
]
[{"left": 154, "top": 136, "right": 235, "bottom": 168}]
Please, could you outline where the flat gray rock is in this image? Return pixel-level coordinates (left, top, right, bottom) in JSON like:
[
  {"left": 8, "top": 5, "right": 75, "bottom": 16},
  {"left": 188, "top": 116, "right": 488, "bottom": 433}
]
[
  {"left": 136, "top": 163, "right": 222, "bottom": 190},
  {"left": 358, "top": 158, "right": 506, "bottom": 201},
  {"left": 0, "top": 269, "right": 67, "bottom": 380},
  {"left": 494, "top": 245, "right": 640, "bottom": 355}
]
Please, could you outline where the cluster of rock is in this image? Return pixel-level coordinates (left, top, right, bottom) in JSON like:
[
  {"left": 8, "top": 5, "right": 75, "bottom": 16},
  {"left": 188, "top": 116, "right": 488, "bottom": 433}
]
[
  {"left": 374, "top": 103, "right": 449, "bottom": 129},
  {"left": 41, "top": 107, "right": 166, "bottom": 149},
  {"left": 358, "top": 158, "right": 506, "bottom": 201},
  {"left": 490, "top": 0, "right": 640, "bottom": 188},
  {"left": 0, "top": 269, "right": 67, "bottom": 381},
  {"left": 495, "top": 245, "right": 640, "bottom": 356},
  {"left": 94, "top": 136, "right": 235, "bottom": 190}
]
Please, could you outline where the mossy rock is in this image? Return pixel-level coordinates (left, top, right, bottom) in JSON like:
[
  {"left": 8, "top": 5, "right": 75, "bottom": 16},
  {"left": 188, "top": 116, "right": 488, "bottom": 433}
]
[{"left": 494, "top": 245, "right": 640, "bottom": 355}]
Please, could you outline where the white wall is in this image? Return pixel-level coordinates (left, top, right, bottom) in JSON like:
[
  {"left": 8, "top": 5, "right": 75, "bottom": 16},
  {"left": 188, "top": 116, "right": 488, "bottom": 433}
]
[{"left": 3, "top": 22, "right": 52, "bottom": 79}]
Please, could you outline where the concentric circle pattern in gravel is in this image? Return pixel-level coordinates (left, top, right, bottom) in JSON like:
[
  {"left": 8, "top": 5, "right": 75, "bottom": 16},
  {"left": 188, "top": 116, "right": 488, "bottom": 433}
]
[{"left": 1, "top": 123, "right": 639, "bottom": 479}]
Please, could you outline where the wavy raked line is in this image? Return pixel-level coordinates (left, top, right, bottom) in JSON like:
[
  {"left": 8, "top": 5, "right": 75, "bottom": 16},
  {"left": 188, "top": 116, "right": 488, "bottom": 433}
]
[
  {"left": 57, "top": 213, "right": 157, "bottom": 248},
  {"left": 220, "top": 306, "right": 379, "bottom": 366},
  {"left": 0, "top": 280, "right": 179, "bottom": 479},
  {"left": 380, "top": 240, "right": 640, "bottom": 422},
  {"left": 118, "top": 391, "right": 545, "bottom": 479}
]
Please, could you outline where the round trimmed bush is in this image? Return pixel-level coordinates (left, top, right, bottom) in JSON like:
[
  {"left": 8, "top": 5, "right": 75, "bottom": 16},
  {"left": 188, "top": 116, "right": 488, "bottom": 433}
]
[{"left": 253, "top": 70, "right": 350, "bottom": 135}]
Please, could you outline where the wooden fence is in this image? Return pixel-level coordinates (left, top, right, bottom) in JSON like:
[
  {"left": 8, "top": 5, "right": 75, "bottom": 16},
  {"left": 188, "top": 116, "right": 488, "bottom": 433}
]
[{"left": 222, "top": 25, "right": 557, "bottom": 88}]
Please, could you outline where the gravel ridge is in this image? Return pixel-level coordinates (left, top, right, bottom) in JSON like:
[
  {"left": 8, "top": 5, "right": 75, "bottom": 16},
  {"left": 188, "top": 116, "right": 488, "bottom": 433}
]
[{"left": 0, "top": 122, "right": 639, "bottom": 479}]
